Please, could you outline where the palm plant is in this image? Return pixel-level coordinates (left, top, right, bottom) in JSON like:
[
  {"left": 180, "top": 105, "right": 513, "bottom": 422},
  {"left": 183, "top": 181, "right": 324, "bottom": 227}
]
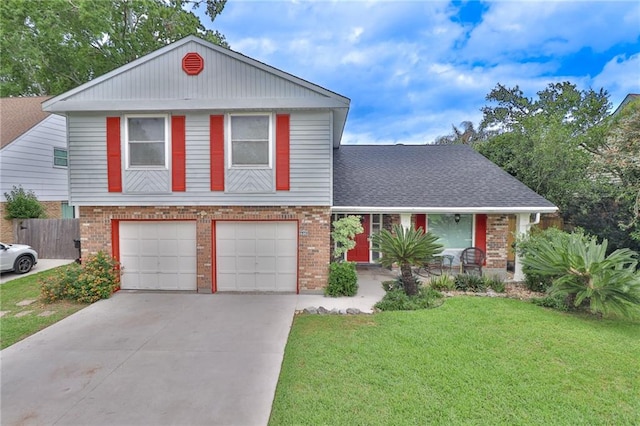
[
  {"left": 371, "top": 224, "right": 443, "bottom": 296},
  {"left": 521, "top": 231, "right": 640, "bottom": 318}
]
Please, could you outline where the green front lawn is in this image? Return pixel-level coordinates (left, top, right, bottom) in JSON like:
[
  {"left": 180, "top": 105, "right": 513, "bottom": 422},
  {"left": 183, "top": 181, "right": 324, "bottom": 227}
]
[
  {"left": 270, "top": 297, "right": 640, "bottom": 425},
  {"left": 0, "top": 267, "right": 88, "bottom": 349}
]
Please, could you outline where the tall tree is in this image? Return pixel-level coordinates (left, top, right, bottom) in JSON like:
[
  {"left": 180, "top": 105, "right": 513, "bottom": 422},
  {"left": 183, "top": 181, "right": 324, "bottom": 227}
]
[
  {"left": 595, "top": 97, "right": 640, "bottom": 242},
  {"left": 0, "top": 0, "right": 228, "bottom": 96},
  {"left": 477, "top": 82, "right": 610, "bottom": 216},
  {"left": 434, "top": 121, "right": 485, "bottom": 145}
]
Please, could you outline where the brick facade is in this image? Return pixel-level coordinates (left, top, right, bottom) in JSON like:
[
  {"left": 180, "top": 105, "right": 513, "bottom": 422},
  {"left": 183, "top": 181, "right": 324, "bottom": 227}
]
[
  {"left": 78, "top": 205, "right": 331, "bottom": 293},
  {"left": 0, "top": 201, "right": 64, "bottom": 243},
  {"left": 485, "top": 214, "right": 509, "bottom": 276}
]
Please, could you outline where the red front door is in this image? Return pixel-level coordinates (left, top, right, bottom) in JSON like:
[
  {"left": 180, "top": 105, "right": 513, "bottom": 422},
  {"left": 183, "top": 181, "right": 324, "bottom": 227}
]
[{"left": 347, "top": 215, "right": 370, "bottom": 262}]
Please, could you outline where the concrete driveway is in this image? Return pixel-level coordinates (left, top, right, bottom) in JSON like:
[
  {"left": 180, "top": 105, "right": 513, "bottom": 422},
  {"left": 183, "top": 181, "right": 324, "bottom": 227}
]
[
  {"left": 1, "top": 292, "right": 299, "bottom": 426},
  {"left": 0, "top": 267, "right": 390, "bottom": 426}
]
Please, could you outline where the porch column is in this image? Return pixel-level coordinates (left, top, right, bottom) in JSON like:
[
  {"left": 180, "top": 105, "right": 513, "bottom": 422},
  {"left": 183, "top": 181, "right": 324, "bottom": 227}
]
[
  {"left": 513, "top": 213, "right": 531, "bottom": 281},
  {"left": 400, "top": 213, "right": 411, "bottom": 230}
]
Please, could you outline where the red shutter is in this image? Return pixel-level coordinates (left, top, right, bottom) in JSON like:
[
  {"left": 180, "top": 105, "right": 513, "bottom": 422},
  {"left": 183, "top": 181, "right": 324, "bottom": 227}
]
[
  {"left": 276, "top": 114, "right": 290, "bottom": 191},
  {"left": 415, "top": 214, "right": 426, "bottom": 233},
  {"left": 171, "top": 116, "right": 186, "bottom": 192},
  {"left": 210, "top": 115, "right": 225, "bottom": 191},
  {"left": 106, "top": 117, "right": 122, "bottom": 192},
  {"left": 475, "top": 214, "right": 487, "bottom": 264}
]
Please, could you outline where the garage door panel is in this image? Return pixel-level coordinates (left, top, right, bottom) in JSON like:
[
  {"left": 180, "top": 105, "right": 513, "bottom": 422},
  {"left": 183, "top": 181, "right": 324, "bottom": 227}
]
[
  {"left": 215, "top": 221, "right": 297, "bottom": 292},
  {"left": 120, "top": 221, "right": 196, "bottom": 291}
]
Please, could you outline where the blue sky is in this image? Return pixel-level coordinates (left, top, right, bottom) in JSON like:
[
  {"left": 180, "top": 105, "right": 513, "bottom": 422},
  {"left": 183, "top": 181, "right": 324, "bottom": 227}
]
[{"left": 202, "top": 0, "right": 640, "bottom": 144}]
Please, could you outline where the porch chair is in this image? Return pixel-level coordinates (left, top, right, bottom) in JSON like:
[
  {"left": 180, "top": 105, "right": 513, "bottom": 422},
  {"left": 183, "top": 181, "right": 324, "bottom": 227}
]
[{"left": 460, "top": 247, "right": 486, "bottom": 276}]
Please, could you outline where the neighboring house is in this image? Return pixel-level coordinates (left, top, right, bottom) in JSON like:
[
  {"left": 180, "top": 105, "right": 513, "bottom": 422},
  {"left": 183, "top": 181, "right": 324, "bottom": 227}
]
[
  {"left": 0, "top": 96, "right": 71, "bottom": 243},
  {"left": 43, "top": 36, "right": 555, "bottom": 293}
]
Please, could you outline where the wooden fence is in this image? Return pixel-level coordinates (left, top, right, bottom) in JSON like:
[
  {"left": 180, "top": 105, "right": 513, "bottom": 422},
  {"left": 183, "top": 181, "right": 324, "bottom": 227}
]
[{"left": 13, "top": 219, "right": 80, "bottom": 259}]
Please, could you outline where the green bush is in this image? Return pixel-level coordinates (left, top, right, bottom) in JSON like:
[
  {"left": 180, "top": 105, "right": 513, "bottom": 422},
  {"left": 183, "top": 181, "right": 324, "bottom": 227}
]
[
  {"left": 429, "top": 275, "right": 455, "bottom": 291},
  {"left": 454, "top": 274, "right": 486, "bottom": 292},
  {"left": 532, "top": 293, "right": 570, "bottom": 312},
  {"left": 516, "top": 227, "right": 573, "bottom": 292},
  {"left": 521, "top": 231, "right": 640, "bottom": 318},
  {"left": 325, "top": 261, "right": 358, "bottom": 297},
  {"left": 375, "top": 287, "right": 443, "bottom": 311},
  {"left": 40, "top": 252, "right": 119, "bottom": 304},
  {"left": 40, "top": 263, "right": 81, "bottom": 303},
  {"left": 3, "top": 185, "right": 45, "bottom": 219},
  {"left": 382, "top": 274, "right": 422, "bottom": 292},
  {"left": 485, "top": 275, "right": 506, "bottom": 293}
]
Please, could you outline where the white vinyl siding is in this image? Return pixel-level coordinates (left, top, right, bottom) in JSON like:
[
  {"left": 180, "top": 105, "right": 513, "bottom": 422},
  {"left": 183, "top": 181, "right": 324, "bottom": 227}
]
[
  {"left": 0, "top": 114, "right": 69, "bottom": 202},
  {"left": 67, "top": 111, "right": 332, "bottom": 206}
]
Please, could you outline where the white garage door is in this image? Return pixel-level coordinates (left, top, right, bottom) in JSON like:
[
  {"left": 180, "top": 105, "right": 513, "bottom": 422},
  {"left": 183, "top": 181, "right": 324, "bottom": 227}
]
[
  {"left": 216, "top": 221, "right": 297, "bottom": 292},
  {"left": 119, "top": 221, "right": 197, "bottom": 291}
]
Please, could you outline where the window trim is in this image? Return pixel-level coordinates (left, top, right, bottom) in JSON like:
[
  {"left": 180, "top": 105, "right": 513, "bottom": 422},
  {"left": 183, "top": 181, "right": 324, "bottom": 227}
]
[
  {"left": 124, "top": 114, "right": 169, "bottom": 170},
  {"left": 227, "top": 113, "right": 273, "bottom": 169},
  {"left": 53, "top": 147, "right": 68, "bottom": 168}
]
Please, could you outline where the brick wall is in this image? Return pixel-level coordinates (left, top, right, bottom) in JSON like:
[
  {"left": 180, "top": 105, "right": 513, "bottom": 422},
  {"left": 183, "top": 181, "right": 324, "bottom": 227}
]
[
  {"left": 485, "top": 213, "right": 509, "bottom": 276},
  {"left": 0, "top": 201, "right": 63, "bottom": 243},
  {"left": 78, "top": 205, "right": 331, "bottom": 293}
]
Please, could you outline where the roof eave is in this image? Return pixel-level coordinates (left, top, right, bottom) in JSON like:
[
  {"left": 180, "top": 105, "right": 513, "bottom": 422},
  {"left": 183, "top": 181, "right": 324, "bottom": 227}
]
[{"left": 331, "top": 206, "right": 559, "bottom": 214}]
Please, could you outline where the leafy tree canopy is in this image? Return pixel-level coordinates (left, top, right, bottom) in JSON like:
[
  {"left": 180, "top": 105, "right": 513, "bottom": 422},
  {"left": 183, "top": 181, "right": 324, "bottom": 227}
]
[
  {"left": 476, "top": 82, "right": 610, "bottom": 218},
  {"left": 0, "top": 0, "right": 228, "bottom": 96}
]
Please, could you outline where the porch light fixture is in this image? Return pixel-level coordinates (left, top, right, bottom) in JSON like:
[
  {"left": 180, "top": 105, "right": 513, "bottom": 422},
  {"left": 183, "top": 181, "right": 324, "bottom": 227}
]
[{"left": 454, "top": 214, "right": 461, "bottom": 224}]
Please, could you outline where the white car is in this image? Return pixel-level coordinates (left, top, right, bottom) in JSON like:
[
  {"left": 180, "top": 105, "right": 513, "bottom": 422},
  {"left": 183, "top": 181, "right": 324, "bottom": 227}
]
[{"left": 0, "top": 242, "right": 38, "bottom": 274}]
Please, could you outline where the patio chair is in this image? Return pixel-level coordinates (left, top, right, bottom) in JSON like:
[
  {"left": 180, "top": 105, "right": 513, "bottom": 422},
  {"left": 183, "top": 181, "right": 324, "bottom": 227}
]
[{"left": 460, "top": 247, "right": 486, "bottom": 276}]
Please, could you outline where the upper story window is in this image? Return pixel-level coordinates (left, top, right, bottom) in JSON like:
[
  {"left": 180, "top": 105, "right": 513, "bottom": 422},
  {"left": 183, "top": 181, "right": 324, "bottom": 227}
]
[
  {"left": 53, "top": 148, "right": 68, "bottom": 168},
  {"left": 126, "top": 116, "right": 168, "bottom": 168},
  {"left": 230, "top": 114, "right": 271, "bottom": 167}
]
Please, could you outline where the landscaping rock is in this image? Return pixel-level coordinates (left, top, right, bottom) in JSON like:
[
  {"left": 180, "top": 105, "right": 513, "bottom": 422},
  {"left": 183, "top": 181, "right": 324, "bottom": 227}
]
[
  {"left": 0, "top": 311, "right": 9, "bottom": 318},
  {"left": 346, "top": 308, "right": 361, "bottom": 315},
  {"left": 303, "top": 307, "right": 318, "bottom": 314},
  {"left": 317, "top": 306, "right": 329, "bottom": 315}
]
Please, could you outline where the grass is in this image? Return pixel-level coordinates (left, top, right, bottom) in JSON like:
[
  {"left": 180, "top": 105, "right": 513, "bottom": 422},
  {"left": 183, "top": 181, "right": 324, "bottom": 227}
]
[
  {"left": 270, "top": 297, "right": 640, "bottom": 425},
  {"left": 0, "top": 267, "right": 88, "bottom": 349}
]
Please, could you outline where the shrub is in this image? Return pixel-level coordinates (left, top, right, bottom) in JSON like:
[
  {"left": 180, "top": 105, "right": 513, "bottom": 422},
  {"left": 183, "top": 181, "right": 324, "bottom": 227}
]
[
  {"left": 485, "top": 275, "right": 506, "bottom": 293},
  {"left": 325, "top": 261, "right": 358, "bottom": 297},
  {"left": 40, "top": 251, "right": 119, "bottom": 304},
  {"left": 516, "top": 227, "right": 573, "bottom": 292},
  {"left": 374, "top": 287, "right": 443, "bottom": 311},
  {"left": 532, "top": 293, "right": 570, "bottom": 312},
  {"left": 454, "top": 274, "right": 486, "bottom": 292},
  {"left": 429, "top": 275, "right": 455, "bottom": 291},
  {"left": 382, "top": 274, "right": 422, "bottom": 292},
  {"left": 521, "top": 231, "right": 640, "bottom": 318},
  {"left": 3, "top": 185, "right": 45, "bottom": 219},
  {"left": 40, "top": 263, "right": 81, "bottom": 303}
]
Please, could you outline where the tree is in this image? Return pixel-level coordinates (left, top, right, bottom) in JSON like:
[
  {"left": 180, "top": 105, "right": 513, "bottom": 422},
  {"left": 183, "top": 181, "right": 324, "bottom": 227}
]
[
  {"left": 370, "top": 224, "right": 443, "bottom": 296},
  {"left": 331, "top": 215, "right": 364, "bottom": 261},
  {"left": 434, "top": 121, "right": 485, "bottom": 145},
  {"left": 594, "top": 97, "right": 640, "bottom": 242},
  {"left": 476, "top": 82, "right": 623, "bottom": 244},
  {"left": 0, "top": 0, "right": 228, "bottom": 96}
]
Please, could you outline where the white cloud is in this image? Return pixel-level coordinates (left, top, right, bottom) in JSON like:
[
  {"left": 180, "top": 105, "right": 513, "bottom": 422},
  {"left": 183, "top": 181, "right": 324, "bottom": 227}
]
[{"left": 593, "top": 53, "right": 640, "bottom": 109}]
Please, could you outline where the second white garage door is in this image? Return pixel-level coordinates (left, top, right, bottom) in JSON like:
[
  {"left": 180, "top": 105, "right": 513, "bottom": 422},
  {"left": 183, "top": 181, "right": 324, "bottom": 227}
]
[
  {"left": 119, "top": 221, "right": 197, "bottom": 291},
  {"left": 216, "top": 221, "right": 297, "bottom": 292}
]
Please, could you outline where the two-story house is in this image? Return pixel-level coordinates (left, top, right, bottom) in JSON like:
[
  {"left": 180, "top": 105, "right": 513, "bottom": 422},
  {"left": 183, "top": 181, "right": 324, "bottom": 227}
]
[
  {"left": 0, "top": 96, "right": 71, "bottom": 243},
  {"left": 43, "top": 36, "right": 556, "bottom": 293}
]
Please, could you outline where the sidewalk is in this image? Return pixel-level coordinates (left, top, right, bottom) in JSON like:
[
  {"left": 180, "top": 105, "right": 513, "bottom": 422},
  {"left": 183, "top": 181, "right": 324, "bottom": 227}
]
[{"left": 0, "top": 259, "right": 75, "bottom": 285}]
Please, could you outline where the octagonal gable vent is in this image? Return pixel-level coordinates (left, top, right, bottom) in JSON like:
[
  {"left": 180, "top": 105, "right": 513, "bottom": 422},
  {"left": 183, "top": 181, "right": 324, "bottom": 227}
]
[{"left": 182, "top": 52, "right": 204, "bottom": 76}]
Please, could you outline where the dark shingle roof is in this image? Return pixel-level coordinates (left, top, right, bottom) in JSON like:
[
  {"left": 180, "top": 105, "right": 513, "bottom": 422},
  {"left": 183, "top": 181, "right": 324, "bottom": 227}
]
[{"left": 333, "top": 145, "right": 557, "bottom": 211}]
